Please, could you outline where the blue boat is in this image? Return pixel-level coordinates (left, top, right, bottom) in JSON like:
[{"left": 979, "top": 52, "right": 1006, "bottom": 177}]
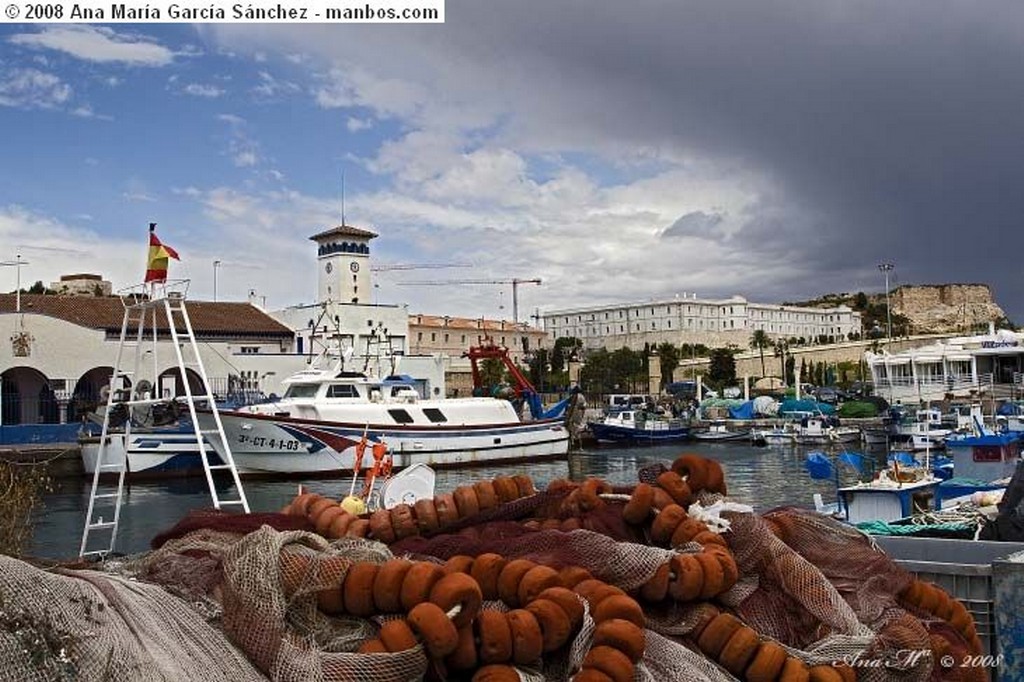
[{"left": 587, "top": 409, "right": 691, "bottom": 444}]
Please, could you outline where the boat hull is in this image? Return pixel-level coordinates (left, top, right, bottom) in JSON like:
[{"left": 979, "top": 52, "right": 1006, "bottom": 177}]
[
  {"left": 197, "top": 410, "right": 569, "bottom": 474},
  {"left": 693, "top": 430, "right": 749, "bottom": 442},
  {"left": 588, "top": 421, "right": 691, "bottom": 444},
  {"left": 80, "top": 433, "right": 224, "bottom": 477}
]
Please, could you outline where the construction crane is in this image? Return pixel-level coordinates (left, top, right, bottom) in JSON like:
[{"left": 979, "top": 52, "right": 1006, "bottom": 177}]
[
  {"left": 395, "top": 277, "right": 542, "bottom": 327},
  {"left": 370, "top": 263, "right": 469, "bottom": 272}
]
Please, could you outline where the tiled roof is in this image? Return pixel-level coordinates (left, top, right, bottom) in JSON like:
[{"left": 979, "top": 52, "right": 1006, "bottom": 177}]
[
  {"left": 409, "top": 314, "right": 543, "bottom": 334},
  {"left": 309, "top": 224, "right": 378, "bottom": 241},
  {"left": 0, "top": 294, "right": 293, "bottom": 338}
]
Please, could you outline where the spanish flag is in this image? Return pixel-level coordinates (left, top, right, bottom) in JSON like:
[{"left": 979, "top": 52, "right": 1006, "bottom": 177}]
[{"left": 144, "top": 223, "right": 180, "bottom": 283}]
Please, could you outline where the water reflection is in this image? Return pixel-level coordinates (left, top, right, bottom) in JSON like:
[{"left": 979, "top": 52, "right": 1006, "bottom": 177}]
[{"left": 32, "top": 442, "right": 885, "bottom": 560}]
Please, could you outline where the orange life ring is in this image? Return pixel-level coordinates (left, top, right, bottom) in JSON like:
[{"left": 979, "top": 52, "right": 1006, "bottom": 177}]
[
  {"left": 372, "top": 558, "right": 413, "bottom": 613},
  {"left": 718, "top": 626, "right": 761, "bottom": 677},
  {"left": 656, "top": 470, "right": 693, "bottom": 506},
  {"left": 696, "top": 613, "right": 743, "bottom": 658},
  {"left": 693, "top": 551, "right": 726, "bottom": 599},
  {"left": 671, "top": 454, "right": 710, "bottom": 492},
  {"left": 497, "top": 559, "right": 537, "bottom": 608},
  {"left": 506, "top": 608, "right": 544, "bottom": 664},
  {"left": 536, "top": 586, "right": 585, "bottom": 630},
  {"left": 369, "top": 508, "right": 397, "bottom": 544},
  {"left": 639, "top": 562, "right": 671, "bottom": 602},
  {"left": 473, "top": 480, "right": 500, "bottom": 511},
  {"left": 399, "top": 562, "right": 446, "bottom": 612},
  {"left": 492, "top": 476, "right": 520, "bottom": 504},
  {"left": 345, "top": 518, "right": 369, "bottom": 538},
  {"left": 650, "top": 504, "right": 687, "bottom": 545},
  {"left": 453, "top": 485, "right": 481, "bottom": 518},
  {"left": 429, "top": 571, "right": 483, "bottom": 629},
  {"left": 668, "top": 554, "right": 704, "bottom": 602},
  {"left": 379, "top": 619, "right": 419, "bottom": 653},
  {"left": 341, "top": 562, "right": 379, "bottom": 617},
  {"left": 414, "top": 498, "right": 441, "bottom": 534},
  {"left": 472, "top": 664, "right": 521, "bottom": 682},
  {"left": 434, "top": 493, "right": 460, "bottom": 528},
  {"left": 670, "top": 517, "right": 708, "bottom": 547},
  {"left": 622, "top": 483, "right": 655, "bottom": 525},
  {"left": 470, "top": 553, "right": 508, "bottom": 601},
  {"left": 581, "top": 645, "right": 634, "bottom": 682},
  {"left": 389, "top": 504, "right": 418, "bottom": 540},
  {"left": 444, "top": 554, "right": 475, "bottom": 575},
  {"left": 357, "top": 639, "right": 387, "bottom": 654},
  {"left": 558, "top": 566, "right": 593, "bottom": 589},
  {"left": 517, "top": 565, "right": 561, "bottom": 605},
  {"left": 591, "top": 594, "right": 644, "bottom": 628},
  {"left": 778, "top": 656, "right": 811, "bottom": 682},
  {"left": 592, "top": 618, "right": 645, "bottom": 663},
  {"left": 513, "top": 474, "right": 536, "bottom": 497},
  {"left": 408, "top": 601, "right": 460, "bottom": 658},
  {"left": 745, "top": 641, "right": 788, "bottom": 682},
  {"left": 476, "top": 609, "right": 513, "bottom": 664},
  {"left": 525, "top": 597, "right": 573, "bottom": 652}
]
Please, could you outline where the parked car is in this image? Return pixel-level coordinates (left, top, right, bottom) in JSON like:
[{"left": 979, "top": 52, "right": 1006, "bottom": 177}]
[{"left": 813, "top": 386, "right": 848, "bottom": 405}]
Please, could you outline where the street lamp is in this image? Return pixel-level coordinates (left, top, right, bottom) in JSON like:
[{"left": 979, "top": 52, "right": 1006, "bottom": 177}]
[
  {"left": 878, "top": 263, "right": 894, "bottom": 341},
  {"left": 213, "top": 259, "right": 222, "bottom": 301}
]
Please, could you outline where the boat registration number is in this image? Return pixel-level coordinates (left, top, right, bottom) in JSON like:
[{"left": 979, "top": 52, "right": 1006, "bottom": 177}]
[{"left": 237, "top": 434, "right": 303, "bottom": 450}]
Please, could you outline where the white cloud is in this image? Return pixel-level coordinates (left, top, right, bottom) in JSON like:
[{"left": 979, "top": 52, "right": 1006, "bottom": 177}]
[
  {"left": 9, "top": 26, "right": 175, "bottom": 66},
  {"left": 251, "top": 70, "right": 300, "bottom": 98},
  {"left": 346, "top": 116, "right": 373, "bottom": 132},
  {"left": 122, "top": 191, "right": 156, "bottom": 202},
  {"left": 217, "top": 113, "right": 262, "bottom": 168},
  {"left": 183, "top": 83, "right": 226, "bottom": 98},
  {"left": 0, "top": 68, "right": 71, "bottom": 110}
]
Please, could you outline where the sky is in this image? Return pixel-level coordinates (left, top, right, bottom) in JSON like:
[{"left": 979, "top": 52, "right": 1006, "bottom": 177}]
[{"left": 2, "top": 3, "right": 1023, "bottom": 326}]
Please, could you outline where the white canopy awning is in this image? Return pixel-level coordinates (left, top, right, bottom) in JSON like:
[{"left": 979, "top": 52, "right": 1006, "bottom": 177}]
[
  {"left": 913, "top": 355, "right": 941, "bottom": 363},
  {"left": 946, "top": 355, "right": 972, "bottom": 362},
  {"left": 885, "top": 357, "right": 910, "bottom": 364}
]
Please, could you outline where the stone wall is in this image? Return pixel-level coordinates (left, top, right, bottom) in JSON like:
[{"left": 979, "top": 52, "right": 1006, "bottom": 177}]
[{"left": 892, "top": 284, "right": 1006, "bottom": 333}]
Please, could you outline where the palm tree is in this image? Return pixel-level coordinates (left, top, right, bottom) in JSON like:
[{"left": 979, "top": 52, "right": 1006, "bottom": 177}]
[{"left": 749, "top": 329, "right": 770, "bottom": 378}]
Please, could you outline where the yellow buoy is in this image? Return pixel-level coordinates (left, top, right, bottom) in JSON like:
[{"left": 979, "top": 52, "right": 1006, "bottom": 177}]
[{"left": 341, "top": 495, "right": 367, "bottom": 516}]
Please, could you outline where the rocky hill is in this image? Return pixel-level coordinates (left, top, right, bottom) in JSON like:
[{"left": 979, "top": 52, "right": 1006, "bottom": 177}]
[
  {"left": 891, "top": 284, "right": 1008, "bottom": 334},
  {"left": 784, "top": 283, "right": 1011, "bottom": 334}
]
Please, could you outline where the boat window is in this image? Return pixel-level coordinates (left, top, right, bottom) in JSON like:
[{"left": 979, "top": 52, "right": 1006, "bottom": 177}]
[
  {"left": 423, "top": 408, "right": 447, "bottom": 423},
  {"left": 388, "top": 408, "right": 415, "bottom": 424},
  {"left": 327, "top": 384, "right": 359, "bottom": 398},
  {"left": 283, "top": 384, "right": 318, "bottom": 398}
]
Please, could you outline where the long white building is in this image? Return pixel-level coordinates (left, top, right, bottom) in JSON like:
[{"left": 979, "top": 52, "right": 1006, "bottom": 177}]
[{"left": 542, "top": 294, "right": 862, "bottom": 350}]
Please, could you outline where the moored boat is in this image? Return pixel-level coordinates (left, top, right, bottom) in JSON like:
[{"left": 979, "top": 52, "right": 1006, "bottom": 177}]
[
  {"left": 692, "top": 420, "right": 749, "bottom": 442},
  {"left": 587, "top": 409, "right": 691, "bottom": 444},
  {"left": 197, "top": 365, "right": 569, "bottom": 475}
]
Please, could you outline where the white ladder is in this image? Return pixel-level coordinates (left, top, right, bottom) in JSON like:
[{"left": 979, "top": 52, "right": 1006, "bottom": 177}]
[{"left": 79, "top": 284, "right": 249, "bottom": 559}]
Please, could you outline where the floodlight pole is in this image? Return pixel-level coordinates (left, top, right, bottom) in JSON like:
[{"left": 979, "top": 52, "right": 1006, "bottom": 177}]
[{"left": 878, "top": 263, "right": 894, "bottom": 341}]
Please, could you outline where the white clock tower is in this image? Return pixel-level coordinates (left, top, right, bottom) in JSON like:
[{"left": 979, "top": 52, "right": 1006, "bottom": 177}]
[{"left": 310, "top": 224, "right": 376, "bottom": 304}]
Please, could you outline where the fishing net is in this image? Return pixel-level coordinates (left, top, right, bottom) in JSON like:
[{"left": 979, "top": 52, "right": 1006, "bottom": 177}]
[{"left": 0, "top": 454, "right": 991, "bottom": 681}]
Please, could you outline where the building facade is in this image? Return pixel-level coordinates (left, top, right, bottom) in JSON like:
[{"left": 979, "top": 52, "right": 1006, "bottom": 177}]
[{"left": 542, "top": 295, "right": 862, "bottom": 350}]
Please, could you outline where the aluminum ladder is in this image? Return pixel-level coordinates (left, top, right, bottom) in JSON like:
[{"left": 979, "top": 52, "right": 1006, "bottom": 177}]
[{"left": 79, "top": 285, "right": 249, "bottom": 559}]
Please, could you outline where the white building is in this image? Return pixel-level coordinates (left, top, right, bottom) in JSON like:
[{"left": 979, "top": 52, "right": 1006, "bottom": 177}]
[
  {"left": 866, "top": 326, "right": 1024, "bottom": 404},
  {"left": 0, "top": 222, "right": 447, "bottom": 440},
  {"left": 542, "top": 295, "right": 861, "bottom": 350}
]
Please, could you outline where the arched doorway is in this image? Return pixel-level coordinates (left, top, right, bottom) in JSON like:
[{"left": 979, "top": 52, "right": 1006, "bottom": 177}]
[
  {"left": 68, "top": 366, "right": 119, "bottom": 423},
  {"left": 0, "top": 367, "right": 58, "bottom": 425},
  {"left": 157, "top": 367, "right": 206, "bottom": 399}
]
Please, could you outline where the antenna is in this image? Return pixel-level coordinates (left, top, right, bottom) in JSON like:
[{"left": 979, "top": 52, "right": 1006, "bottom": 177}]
[{"left": 341, "top": 169, "right": 346, "bottom": 227}]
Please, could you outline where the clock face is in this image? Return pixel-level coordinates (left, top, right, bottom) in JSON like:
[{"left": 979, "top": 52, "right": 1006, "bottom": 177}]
[
  {"left": 324, "top": 262, "right": 333, "bottom": 274},
  {"left": 350, "top": 261, "right": 360, "bottom": 273}
]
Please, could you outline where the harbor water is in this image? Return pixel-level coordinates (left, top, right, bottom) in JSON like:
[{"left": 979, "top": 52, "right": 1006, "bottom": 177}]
[{"left": 30, "top": 441, "right": 880, "bottom": 559}]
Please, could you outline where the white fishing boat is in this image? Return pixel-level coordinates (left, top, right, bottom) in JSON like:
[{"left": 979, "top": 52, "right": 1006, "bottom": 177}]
[
  {"left": 693, "top": 420, "right": 749, "bottom": 442},
  {"left": 79, "top": 429, "right": 221, "bottom": 477},
  {"left": 750, "top": 422, "right": 798, "bottom": 445},
  {"left": 788, "top": 413, "right": 862, "bottom": 445},
  {"left": 196, "top": 350, "right": 569, "bottom": 475}
]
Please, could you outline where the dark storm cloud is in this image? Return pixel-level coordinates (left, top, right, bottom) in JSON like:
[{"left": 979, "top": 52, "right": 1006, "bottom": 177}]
[
  {"left": 663, "top": 211, "right": 725, "bottom": 239},
  {"left": 436, "top": 0, "right": 1024, "bottom": 319}
]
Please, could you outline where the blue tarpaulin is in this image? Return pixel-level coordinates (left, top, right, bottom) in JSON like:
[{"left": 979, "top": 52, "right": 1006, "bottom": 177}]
[
  {"left": 728, "top": 401, "right": 756, "bottom": 419},
  {"left": 778, "top": 399, "right": 835, "bottom": 416}
]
